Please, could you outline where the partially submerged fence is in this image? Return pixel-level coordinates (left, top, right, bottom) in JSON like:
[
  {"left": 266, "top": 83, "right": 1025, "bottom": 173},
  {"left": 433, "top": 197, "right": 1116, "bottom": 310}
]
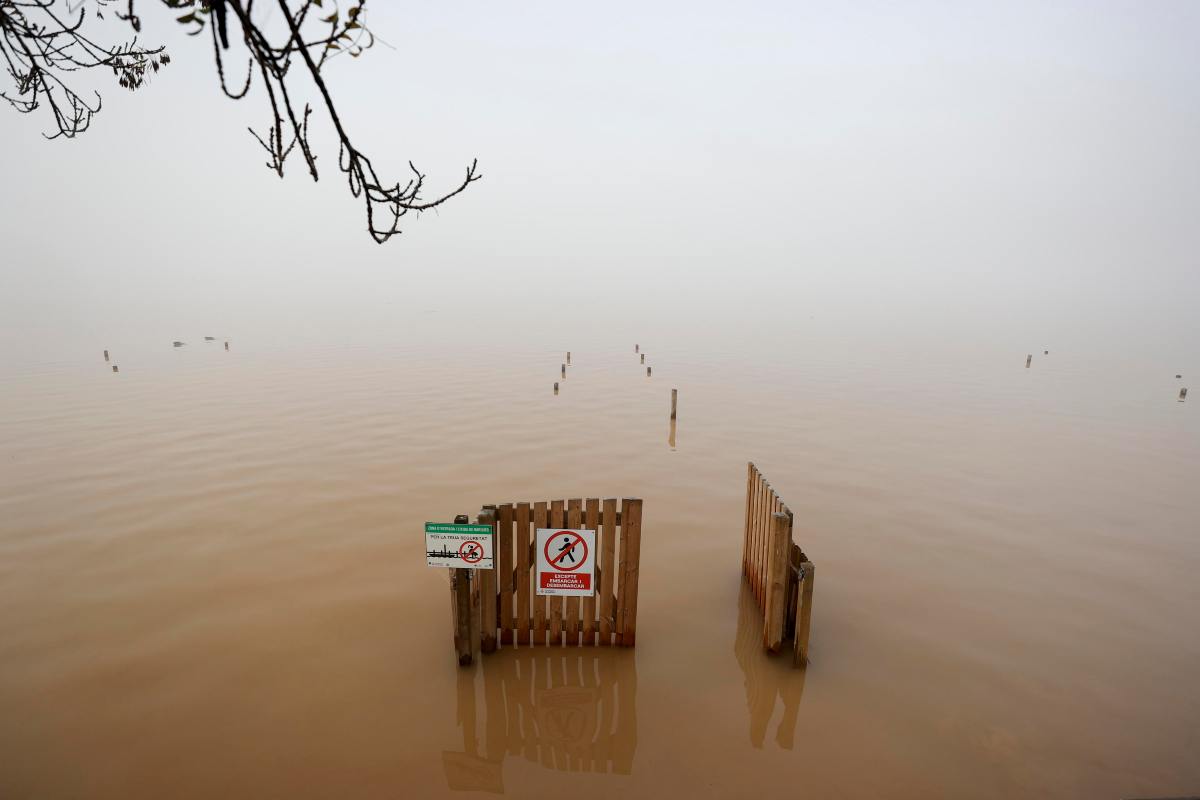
[
  {"left": 742, "top": 463, "right": 814, "bottom": 666},
  {"left": 450, "top": 498, "right": 644, "bottom": 663}
]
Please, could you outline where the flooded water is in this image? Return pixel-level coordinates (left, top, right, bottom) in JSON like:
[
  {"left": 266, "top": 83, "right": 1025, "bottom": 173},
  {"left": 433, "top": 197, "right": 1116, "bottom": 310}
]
[{"left": 1, "top": 313, "right": 1197, "bottom": 799}]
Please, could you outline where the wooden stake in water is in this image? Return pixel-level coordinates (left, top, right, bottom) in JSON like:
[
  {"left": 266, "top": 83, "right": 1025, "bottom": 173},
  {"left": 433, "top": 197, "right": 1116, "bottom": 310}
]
[
  {"left": 635, "top": 344, "right": 639, "bottom": 353},
  {"left": 1181, "top": 388, "right": 1189, "bottom": 401},
  {"left": 640, "top": 353, "right": 645, "bottom": 364},
  {"left": 646, "top": 366, "right": 651, "bottom": 377},
  {"left": 566, "top": 351, "right": 571, "bottom": 365},
  {"left": 103, "top": 349, "right": 109, "bottom": 362},
  {"left": 1026, "top": 354, "right": 1032, "bottom": 368},
  {"left": 111, "top": 365, "right": 119, "bottom": 373},
  {"left": 561, "top": 363, "right": 566, "bottom": 378},
  {"left": 670, "top": 388, "right": 678, "bottom": 420},
  {"left": 224, "top": 341, "right": 229, "bottom": 351},
  {"left": 554, "top": 382, "right": 559, "bottom": 395}
]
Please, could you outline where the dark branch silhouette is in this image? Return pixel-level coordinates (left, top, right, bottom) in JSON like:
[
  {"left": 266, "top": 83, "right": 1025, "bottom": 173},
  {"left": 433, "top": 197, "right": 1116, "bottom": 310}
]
[{"left": 0, "top": 0, "right": 480, "bottom": 243}]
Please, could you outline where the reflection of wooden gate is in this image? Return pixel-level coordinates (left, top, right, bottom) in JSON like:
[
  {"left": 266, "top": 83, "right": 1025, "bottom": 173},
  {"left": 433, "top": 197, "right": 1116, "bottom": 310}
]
[
  {"left": 450, "top": 498, "right": 644, "bottom": 662},
  {"left": 442, "top": 650, "right": 638, "bottom": 791},
  {"left": 743, "top": 463, "right": 814, "bottom": 665}
]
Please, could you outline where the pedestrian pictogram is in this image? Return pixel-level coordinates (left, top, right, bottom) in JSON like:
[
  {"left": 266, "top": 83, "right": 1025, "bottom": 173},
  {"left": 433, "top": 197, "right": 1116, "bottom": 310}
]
[{"left": 536, "top": 528, "right": 596, "bottom": 596}]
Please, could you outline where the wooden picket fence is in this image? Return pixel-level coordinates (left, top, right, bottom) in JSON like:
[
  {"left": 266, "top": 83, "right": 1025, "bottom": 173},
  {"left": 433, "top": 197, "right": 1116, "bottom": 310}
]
[
  {"left": 743, "top": 463, "right": 814, "bottom": 666},
  {"left": 450, "top": 498, "right": 643, "bottom": 662}
]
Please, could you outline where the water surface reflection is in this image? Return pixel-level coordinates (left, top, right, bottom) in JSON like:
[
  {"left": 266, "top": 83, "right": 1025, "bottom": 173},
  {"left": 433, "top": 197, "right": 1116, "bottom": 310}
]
[
  {"left": 734, "top": 582, "right": 806, "bottom": 749},
  {"left": 444, "top": 649, "right": 638, "bottom": 793}
]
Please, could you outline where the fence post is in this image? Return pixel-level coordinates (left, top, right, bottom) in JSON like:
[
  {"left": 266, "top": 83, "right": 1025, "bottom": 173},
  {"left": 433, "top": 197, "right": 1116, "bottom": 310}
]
[
  {"left": 794, "top": 561, "right": 815, "bottom": 666},
  {"left": 477, "top": 507, "right": 498, "bottom": 653},
  {"left": 764, "top": 512, "right": 790, "bottom": 652}
]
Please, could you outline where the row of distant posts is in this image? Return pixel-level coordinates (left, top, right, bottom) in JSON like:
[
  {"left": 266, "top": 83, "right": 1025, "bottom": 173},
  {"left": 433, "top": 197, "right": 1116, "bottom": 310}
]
[
  {"left": 742, "top": 462, "right": 814, "bottom": 666},
  {"left": 432, "top": 499, "right": 645, "bottom": 665}
]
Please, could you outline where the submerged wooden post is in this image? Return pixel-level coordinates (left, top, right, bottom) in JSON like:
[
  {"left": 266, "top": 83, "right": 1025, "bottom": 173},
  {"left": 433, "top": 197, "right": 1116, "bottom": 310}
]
[
  {"left": 1181, "top": 387, "right": 1189, "bottom": 401},
  {"left": 553, "top": 382, "right": 559, "bottom": 394},
  {"left": 635, "top": 344, "right": 639, "bottom": 353},
  {"left": 561, "top": 363, "right": 566, "bottom": 378},
  {"left": 1025, "top": 354, "right": 1032, "bottom": 368},
  {"left": 670, "top": 388, "right": 677, "bottom": 420},
  {"left": 224, "top": 341, "right": 229, "bottom": 351},
  {"left": 646, "top": 366, "right": 651, "bottom": 377},
  {"left": 764, "top": 512, "right": 790, "bottom": 652},
  {"left": 111, "top": 365, "right": 119, "bottom": 373},
  {"left": 566, "top": 351, "right": 571, "bottom": 365},
  {"left": 640, "top": 353, "right": 645, "bottom": 364},
  {"left": 103, "top": 349, "right": 109, "bottom": 361},
  {"left": 794, "top": 561, "right": 815, "bottom": 666},
  {"left": 451, "top": 514, "right": 475, "bottom": 666}
]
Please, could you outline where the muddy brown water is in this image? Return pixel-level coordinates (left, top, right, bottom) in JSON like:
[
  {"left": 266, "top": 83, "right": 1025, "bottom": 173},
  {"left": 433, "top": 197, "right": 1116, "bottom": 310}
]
[{"left": 1, "top": 330, "right": 1197, "bottom": 799}]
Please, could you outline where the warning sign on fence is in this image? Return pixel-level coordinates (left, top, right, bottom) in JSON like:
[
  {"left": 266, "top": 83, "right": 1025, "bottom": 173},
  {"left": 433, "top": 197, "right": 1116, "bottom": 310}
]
[
  {"left": 426, "top": 522, "right": 494, "bottom": 569},
  {"left": 536, "top": 528, "right": 596, "bottom": 596}
]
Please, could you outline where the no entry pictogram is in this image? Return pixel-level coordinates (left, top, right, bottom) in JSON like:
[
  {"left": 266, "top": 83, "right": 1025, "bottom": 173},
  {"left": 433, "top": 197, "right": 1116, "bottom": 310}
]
[
  {"left": 459, "top": 540, "right": 485, "bottom": 564},
  {"left": 535, "top": 527, "right": 596, "bottom": 597},
  {"left": 544, "top": 531, "right": 588, "bottom": 572}
]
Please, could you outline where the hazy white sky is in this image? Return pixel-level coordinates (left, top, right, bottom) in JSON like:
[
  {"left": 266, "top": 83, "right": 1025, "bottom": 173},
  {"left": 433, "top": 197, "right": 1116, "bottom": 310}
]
[{"left": 1, "top": 1, "right": 1198, "bottom": 363}]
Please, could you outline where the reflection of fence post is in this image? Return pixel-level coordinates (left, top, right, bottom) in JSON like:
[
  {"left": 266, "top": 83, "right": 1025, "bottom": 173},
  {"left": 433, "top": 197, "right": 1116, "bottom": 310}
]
[
  {"left": 794, "top": 562, "right": 815, "bottom": 666},
  {"left": 764, "top": 512, "right": 790, "bottom": 652}
]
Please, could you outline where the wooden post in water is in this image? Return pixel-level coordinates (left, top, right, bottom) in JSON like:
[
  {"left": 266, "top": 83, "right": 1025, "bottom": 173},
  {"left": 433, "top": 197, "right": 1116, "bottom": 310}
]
[
  {"left": 561, "top": 363, "right": 566, "bottom": 378},
  {"left": 112, "top": 365, "right": 119, "bottom": 373},
  {"left": 670, "top": 389, "right": 677, "bottom": 420},
  {"left": 646, "top": 366, "right": 651, "bottom": 377},
  {"left": 640, "top": 353, "right": 645, "bottom": 364},
  {"left": 1025, "top": 354, "right": 1032, "bottom": 368},
  {"left": 635, "top": 344, "right": 639, "bottom": 353},
  {"left": 1181, "top": 388, "right": 1189, "bottom": 401},
  {"left": 224, "top": 341, "right": 229, "bottom": 351},
  {"left": 553, "top": 382, "right": 559, "bottom": 394},
  {"left": 566, "top": 351, "right": 571, "bottom": 365},
  {"left": 794, "top": 561, "right": 815, "bottom": 666},
  {"left": 451, "top": 514, "right": 476, "bottom": 666},
  {"left": 103, "top": 349, "right": 109, "bottom": 361}
]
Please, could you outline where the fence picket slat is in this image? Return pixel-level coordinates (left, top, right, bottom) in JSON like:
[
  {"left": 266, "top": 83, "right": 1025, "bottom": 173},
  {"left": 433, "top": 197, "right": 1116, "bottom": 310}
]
[
  {"left": 565, "top": 498, "right": 583, "bottom": 645},
  {"left": 478, "top": 508, "right": 498, "bottom": 653},
  {"left": 549, "top": 500, "right": 565, "bottom": 645},
  {"left": 533, "top": 501, "right": 548, "bottom": 645},
  {"left": 795, "top": 561, "right": 815, "bottom": 666},
  {"left": 765, "top": 511, "right": 790, "bottom": 652},
  {"left": 497, "top": 503, "right": 514, "bottom": 646},
  {"left": 618, "top": 498, "right": 643, "bottom": 647},
  {"left": 583, "top": 498, "right": 600, "bottom": 646},
  {"left": 516, "top": 502, "right": 532, "bottom": 646},
  {"left": 599, "top": 498, "right": 618, "bottom": 646}
]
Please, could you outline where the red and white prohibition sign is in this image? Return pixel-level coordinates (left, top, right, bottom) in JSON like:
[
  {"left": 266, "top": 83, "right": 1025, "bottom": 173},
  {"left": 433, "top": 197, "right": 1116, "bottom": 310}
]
[
  {"left": 459, "top": 540, "right": 485, "bottom": 564},
  {"left": 535, "top": 528, "right": 596, "bottom": 596}
]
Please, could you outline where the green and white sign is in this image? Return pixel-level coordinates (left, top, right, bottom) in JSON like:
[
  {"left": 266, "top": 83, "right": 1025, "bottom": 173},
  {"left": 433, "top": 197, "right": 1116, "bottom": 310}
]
[{"left": 426, "top": 522, "right": 494, "bottom": 569}]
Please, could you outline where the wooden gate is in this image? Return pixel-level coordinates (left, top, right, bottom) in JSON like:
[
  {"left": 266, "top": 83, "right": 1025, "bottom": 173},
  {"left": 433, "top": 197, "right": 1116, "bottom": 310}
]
[
  {"left": 743, "top": 463, "right": 814, "bottom": 666},
  {"left": 450, "top": 498, "right": 643, "bottom": 662}
]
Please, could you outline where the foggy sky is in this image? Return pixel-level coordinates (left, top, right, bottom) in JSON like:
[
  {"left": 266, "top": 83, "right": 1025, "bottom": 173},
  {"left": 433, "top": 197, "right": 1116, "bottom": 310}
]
[{"left": 1, "top": 1, "right": 1198, "bottom": 365}]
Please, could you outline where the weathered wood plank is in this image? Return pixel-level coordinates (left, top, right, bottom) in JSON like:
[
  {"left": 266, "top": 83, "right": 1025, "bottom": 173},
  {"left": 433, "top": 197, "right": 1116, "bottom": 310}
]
[
  {"left": 599, "top": 498, "right": 617, "bottom": 646},
  {"left": 497, "top": 503, "right": 514, "bottom": 646},
  {"left": 548, "top": 500, "right": 565, "bottom": 645},
  {"left": 764, "top": 511, "right": 790, "bottom": 652},
  {"left": 618, "top": 498, "right": 643, "bottom": 647},
  {"left": 795, "top": 560, "right": 815, "bottom": 666},
  {"left": 533, "top": 501, "right": 548, "bottom": 645},
  {"left": 565, "top": 498, "right": 583, "bottom": 645},
  {"left": 583, "top": 498, "right": 600, "bottom": 646},
  {"left": 516, "top": 502, "right": 532, "bottom": 646},
  {"left": 478, "top": 507, "right": 498, "bottom": 653}
]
